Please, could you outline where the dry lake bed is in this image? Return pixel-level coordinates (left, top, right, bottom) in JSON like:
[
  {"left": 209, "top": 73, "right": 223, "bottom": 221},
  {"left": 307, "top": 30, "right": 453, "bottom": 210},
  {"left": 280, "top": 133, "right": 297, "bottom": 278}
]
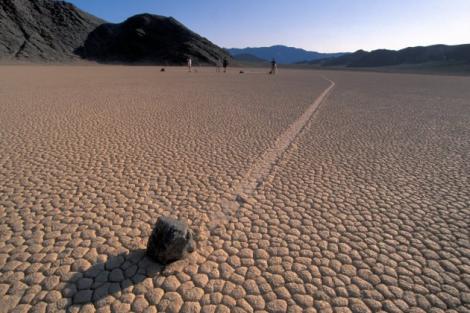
[{"left": 0, "top": 66, "right": 469, "bottom": 312}]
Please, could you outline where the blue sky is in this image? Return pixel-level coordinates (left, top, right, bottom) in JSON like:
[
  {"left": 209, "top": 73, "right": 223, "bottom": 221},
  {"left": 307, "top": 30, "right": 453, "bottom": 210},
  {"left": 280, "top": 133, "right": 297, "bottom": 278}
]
[{"left": 69, "top": 0, "right": 470, "bottom": 52}]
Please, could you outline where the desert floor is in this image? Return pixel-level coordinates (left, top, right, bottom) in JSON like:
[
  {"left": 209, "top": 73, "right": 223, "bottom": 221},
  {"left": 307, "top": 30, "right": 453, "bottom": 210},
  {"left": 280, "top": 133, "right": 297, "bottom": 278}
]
[{"left": 0, "top": 66, "right": 469, "bottom": 313}]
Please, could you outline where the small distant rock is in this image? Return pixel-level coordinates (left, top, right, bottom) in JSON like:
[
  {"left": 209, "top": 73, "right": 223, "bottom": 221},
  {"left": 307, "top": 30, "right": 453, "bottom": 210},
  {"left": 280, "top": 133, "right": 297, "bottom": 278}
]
[
  {"left": 160, "top": 68, "right": 165, "bottom": 72},
  {"left": 146, "top": 216, "right": 195, "bottom": 264}
]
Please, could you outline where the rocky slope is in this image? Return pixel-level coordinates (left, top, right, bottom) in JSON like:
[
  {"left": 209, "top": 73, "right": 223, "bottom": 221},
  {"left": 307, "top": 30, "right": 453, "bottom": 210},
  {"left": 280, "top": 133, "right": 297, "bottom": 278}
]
[
  {"left": 76, "top": 13, "right": 231, "bottom": 65},
  {"left": 0, "top": 0, "right": 230, "bottom": 64},
  {"left": 0, "top": 0, "right": 104, "bottom": 62}
]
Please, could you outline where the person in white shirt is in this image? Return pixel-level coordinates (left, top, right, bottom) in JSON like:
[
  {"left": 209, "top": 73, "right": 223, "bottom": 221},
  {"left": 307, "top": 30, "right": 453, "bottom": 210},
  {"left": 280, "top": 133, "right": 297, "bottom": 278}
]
[{"left": 187, "top": 57, "right": 192, "bottom": 72}]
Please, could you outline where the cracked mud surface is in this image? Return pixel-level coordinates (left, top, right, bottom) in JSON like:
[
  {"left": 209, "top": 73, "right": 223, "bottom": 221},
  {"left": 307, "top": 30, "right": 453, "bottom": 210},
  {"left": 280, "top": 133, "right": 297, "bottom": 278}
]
[{"left": 0, "top": 66, "right": 469, "bottom": 313}]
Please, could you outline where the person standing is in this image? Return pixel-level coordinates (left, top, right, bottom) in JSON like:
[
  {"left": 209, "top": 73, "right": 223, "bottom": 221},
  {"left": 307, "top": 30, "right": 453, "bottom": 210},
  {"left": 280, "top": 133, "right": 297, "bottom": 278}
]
[
  {"left": 270, "top": 58, "right": 277, "bottom": 74},
  {"left": 187, "top": 57, "right": 192, "bottom": 72},
  {"left": 223, "top": 58, "right": 228, "bottom": 73}
]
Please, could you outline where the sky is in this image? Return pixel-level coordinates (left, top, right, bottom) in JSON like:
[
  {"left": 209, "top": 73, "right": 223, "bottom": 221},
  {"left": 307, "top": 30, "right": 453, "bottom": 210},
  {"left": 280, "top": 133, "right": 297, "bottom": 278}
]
[{"left": 68, "top": 0, "right": 470, "bottom": 53}]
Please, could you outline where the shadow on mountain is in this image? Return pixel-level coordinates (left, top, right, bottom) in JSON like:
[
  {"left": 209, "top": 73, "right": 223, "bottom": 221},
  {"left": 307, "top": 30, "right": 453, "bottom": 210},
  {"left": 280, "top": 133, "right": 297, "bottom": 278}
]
[
  {"left": 75, "top": 13, "right": 230, "bottom": 65},
  {"left": 63, "top": 249, "right": 163, "bottom": 308}
]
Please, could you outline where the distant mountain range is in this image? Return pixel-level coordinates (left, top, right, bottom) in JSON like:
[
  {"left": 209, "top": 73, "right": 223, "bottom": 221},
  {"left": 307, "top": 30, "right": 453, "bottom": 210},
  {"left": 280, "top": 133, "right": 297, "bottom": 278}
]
[
  {"left": 301, "top": 44, "right": 470, "bottom": 68},
  {"left": 228, "top": 45, "right": 346, "bottom": 64},
  {"left": 0, "top": 0, "right": 230, "bottom": 64},
  {"left": 232, "top": 53, "right": 268, "bottom": 63}
]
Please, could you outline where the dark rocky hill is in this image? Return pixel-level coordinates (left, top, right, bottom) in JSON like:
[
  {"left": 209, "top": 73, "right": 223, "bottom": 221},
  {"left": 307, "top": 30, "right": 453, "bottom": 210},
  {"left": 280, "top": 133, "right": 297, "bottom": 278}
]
[
  {"left": 0, "top": 0, "right": 104, "bottom": 61},
  {"left": 76, "top": 13, "right": 231, "bottom": 65},
  {"left": 306, "top": 44, "right": 470, "bottom": 67},
  {"left": 0, "top": 0, "right": 230, "bottom": 64}
]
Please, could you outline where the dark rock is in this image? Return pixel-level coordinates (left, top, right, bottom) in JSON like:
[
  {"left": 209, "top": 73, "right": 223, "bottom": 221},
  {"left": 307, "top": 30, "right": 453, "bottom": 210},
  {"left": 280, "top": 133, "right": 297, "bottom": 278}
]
[
  {"left": 0, "top": 0, "right": 104, "bottom": 62},
  {"left": 146, "top": 216, "right": 195, "bottom": 264},
  {"left": 77, "top": 13, "right": 231, "bottom": 65}
]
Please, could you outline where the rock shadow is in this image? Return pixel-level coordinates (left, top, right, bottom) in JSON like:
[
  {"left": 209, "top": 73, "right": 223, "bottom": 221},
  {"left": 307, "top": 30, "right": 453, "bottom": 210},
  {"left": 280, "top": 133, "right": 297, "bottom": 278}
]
[{"left": 63, "top": 249, "right": 163, "bottom": 307}]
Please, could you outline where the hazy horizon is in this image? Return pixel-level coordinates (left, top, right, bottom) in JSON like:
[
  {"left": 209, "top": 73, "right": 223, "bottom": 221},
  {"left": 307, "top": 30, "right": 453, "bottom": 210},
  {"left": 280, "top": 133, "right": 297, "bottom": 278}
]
[{"left": 67, "top": 0, "right": 470, "bottom": 53}]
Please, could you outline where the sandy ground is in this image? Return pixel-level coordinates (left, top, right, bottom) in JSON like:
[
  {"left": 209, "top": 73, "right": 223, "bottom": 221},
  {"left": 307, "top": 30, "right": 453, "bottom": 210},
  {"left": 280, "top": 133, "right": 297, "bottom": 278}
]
[{"left": 0, "top": 66, "right": 469, "bottom": 313}]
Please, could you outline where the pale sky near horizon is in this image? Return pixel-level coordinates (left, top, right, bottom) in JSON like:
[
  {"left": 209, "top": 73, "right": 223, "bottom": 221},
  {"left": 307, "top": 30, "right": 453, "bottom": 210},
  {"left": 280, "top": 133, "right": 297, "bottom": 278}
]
[{"left": 68, "top": 0, "right": 470, "bottom": 53}]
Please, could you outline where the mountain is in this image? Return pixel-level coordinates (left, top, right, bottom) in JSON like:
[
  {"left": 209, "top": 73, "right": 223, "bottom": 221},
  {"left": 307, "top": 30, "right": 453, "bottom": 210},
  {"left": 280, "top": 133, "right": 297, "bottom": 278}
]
[
  {"left": 0, "top": 0, "right": 104, "bottom": 61},
  {"left": 0, "top": 0, "right": 230, "bottom": 64},
  {"left": 233, "top": 53, "right": 268, "bottom": 63},
  {"left": 77, "top": 14, "right": 231, "bottom": 65},
  {"left": 307, "top": 44, "right": 470, "bottom": 67},
  {"left": 227, "top": 45, "right": 346, "bottom": 64}
]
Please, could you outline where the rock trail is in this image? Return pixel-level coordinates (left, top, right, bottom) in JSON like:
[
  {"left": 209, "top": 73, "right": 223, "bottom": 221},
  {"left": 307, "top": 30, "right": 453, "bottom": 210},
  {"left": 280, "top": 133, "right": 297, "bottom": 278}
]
[{"left": 214, "top": 77, "right": 335, "bottom": 228}]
